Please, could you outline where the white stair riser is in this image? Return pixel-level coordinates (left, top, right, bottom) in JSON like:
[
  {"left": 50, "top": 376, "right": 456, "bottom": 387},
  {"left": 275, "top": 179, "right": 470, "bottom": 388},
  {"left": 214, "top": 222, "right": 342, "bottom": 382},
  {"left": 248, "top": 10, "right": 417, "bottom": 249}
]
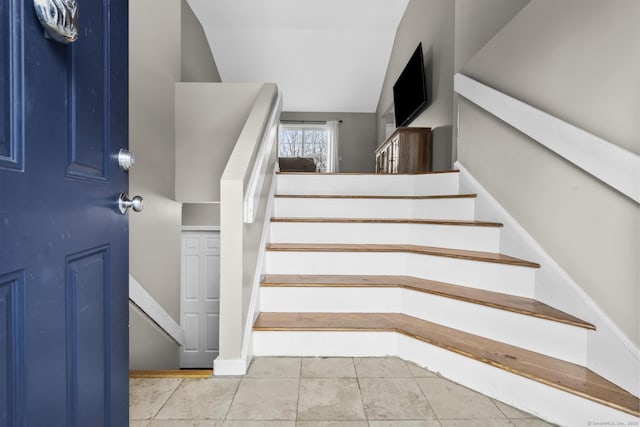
[
  {"left": 273, "top": 198, "right": 476, "bottom": 220},
  {"left": 276, "top": 173, "right": 460, "bottom": 196},
  {"left": 259, "top": 287, "right": 587, "bottom": 365},
  {"left": 270, "top": 222, "right": 501, "bottom": 252},
  {"left": 252, "top": 331, "right": 636, "bottom": 426},
  {"left": 265, "top": 251, "right": 535, "bottom": 297}
]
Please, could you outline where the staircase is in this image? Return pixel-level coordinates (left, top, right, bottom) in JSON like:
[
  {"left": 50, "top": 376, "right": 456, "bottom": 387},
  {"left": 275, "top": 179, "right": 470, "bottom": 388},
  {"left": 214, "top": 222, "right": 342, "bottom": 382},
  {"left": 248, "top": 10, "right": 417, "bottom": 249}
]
[{"left": 252, "top": 170, "right": 639, "bottom": 425}]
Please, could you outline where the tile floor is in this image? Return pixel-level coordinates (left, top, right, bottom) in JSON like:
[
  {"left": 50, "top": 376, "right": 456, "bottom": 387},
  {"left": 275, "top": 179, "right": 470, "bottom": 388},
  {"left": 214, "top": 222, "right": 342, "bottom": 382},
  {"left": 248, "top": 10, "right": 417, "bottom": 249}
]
[{"left": 130, "top": 357, "right": 556, "bottom": 426}]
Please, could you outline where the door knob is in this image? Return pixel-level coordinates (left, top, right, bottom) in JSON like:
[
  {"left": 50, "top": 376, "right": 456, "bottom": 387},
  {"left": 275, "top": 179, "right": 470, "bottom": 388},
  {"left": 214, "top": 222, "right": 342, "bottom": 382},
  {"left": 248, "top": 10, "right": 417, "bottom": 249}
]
[
  {"left": 118, "top": 193, "right": 144, "bottom": 214},
  {"left": 118, "top": 149, "right": 136, "bottom": 171}
]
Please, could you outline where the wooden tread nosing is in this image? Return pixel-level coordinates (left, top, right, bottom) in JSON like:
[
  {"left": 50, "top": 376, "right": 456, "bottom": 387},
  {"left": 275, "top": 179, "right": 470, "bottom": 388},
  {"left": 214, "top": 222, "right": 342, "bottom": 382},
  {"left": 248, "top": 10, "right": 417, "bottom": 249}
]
[
  {"left": 271, "top": 217, "right": 503, "bottom": 227},
  {"left": 253, "top": 312, "right": 639, "bottom": 417},
  {"left": 260, "top": 274, "right": 594, "bottom": 330},
  {"left": 266, "top": 243, "right": 541, "bottom": 268},
  {"left": 276, "top": 169, "right": 460, "bottom": 176},
  {"left": 275, "top": 193, "right": 476, "bottom": 200}
]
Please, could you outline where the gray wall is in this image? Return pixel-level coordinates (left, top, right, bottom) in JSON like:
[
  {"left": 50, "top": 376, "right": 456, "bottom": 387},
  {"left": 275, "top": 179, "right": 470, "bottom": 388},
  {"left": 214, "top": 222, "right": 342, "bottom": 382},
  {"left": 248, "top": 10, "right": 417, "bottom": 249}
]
[
  {"left": 375, "top": 0, "right": 455, "bottom": 171},
  {"left": 454, "top": 0, "right": 531, "bottom": 72},
  {"left": 129, "top": 0, "right": 223, "bottom": 369},
  {"left": 175, "top": 83, "right": 262, "bottom": 202},
  {"left": 452, "top": 0, "right": 530, "bottom": 161},
  {"left": 181, "top": 0, "right": 221, "bottom": 83},
  {"left": 183, "top": 203, "right": 220, "bottom": 226},
  {"left": 129, "top": 0, "right": 182, "bottom": 369},
  {"left": 457, "top": 0, "right": 640, "bottom": 346},
  {"left": 280, "top": 112, "right": 377, "bottom": 173}
]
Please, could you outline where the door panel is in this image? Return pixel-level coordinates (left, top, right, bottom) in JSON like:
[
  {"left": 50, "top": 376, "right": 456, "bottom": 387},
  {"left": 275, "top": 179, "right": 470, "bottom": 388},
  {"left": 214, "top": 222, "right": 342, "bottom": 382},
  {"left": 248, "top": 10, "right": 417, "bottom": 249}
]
[
  {"left": 0, "top": 0, "right": 129, "bottom": 425},
  {"left": 180, "top": 231, "right": 220, "bottom": 368},
  {"left": 66, "top": 1, "right": 108, "bottom": 182},
  {"left": 0, "top": 270, "right": 24, "bottom": 426},
  {"left": 0, "top": 0, "right": 23, "bottom": 171},
  {"left": 66, "top": 245, "right": 110, "bottom": 425}
]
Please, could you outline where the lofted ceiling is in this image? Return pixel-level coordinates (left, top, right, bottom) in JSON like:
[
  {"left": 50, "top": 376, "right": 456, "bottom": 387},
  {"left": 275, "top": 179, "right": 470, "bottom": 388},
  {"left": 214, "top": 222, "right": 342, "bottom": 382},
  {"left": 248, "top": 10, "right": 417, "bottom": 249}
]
[{"left": 187, "top": 0, "right": 409, "bottom": 112}]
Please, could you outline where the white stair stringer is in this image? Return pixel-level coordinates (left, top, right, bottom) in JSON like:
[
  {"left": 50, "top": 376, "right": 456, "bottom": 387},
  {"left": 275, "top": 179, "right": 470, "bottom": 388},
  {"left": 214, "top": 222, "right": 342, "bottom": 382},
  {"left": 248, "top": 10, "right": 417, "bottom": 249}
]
[
  {"left": 276, "top": 171, "right": 460, "bottom": 196},
  {"left": 273, "top": 196, "right": 476, "bottom": 220},
  {"left": 265, "top": 250, "right": 536, "bottom": 298},
  {"left": 252, "top": 330, "right": 637, "bottom": 426},
  {"left": 270, "top": 221, "right": 501, "bottom": 252},
  {"left": 259, "top": 286, "right": 588, "bottom": 365}
]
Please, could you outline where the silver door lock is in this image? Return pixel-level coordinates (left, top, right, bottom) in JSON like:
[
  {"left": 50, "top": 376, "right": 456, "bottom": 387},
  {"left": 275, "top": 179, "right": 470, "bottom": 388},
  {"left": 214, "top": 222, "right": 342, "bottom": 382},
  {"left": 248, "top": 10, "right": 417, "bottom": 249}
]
[
  {"left": 118, "top": 193, "right": 144, "bottom": 214},
  {"left": 118, "top": 149, "right": 136, "bottom": 171}
]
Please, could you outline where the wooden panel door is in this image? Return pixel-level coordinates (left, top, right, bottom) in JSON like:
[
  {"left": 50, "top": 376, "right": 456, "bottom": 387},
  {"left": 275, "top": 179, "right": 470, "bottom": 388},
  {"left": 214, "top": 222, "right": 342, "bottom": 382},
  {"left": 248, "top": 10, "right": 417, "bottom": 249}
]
[{"left": 0, "top": 0, "right": 129, "bottom": 425}]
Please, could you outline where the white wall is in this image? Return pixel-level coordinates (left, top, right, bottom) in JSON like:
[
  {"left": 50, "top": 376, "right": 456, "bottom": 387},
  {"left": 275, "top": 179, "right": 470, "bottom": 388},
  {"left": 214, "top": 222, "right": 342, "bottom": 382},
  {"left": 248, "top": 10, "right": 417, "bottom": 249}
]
[
  {"left": 458, "top": 0, "right": 640, "bottom": 346},
  {"left": 376, "top": 0, "right": 455, "bottom": 170}
]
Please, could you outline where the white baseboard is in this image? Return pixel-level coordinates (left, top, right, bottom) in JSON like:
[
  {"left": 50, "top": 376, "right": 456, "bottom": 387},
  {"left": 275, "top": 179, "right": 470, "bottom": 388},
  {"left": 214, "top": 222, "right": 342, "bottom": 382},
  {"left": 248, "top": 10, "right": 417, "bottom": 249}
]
[
  {"left": 213, "top": 357, "right": 248, "bottom": 376},
  {"left": 456, "top": 161, "right": 640, "bottom": 397}
]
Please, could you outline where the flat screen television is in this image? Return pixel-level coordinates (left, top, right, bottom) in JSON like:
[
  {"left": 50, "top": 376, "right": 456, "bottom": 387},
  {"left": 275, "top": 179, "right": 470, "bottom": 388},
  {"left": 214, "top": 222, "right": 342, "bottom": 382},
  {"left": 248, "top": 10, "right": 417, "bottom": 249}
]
[{"left": 393, "top": 43, "right": 428, "bottom": 127}]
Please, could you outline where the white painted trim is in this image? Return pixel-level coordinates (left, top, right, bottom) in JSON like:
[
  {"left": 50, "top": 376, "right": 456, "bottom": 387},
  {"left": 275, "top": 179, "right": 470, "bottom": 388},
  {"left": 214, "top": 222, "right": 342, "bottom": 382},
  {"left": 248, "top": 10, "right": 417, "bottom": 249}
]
[
  {"left": 454, "top": 73, "right": 640, "bottom": 204},
  {"left": 395, "top": 335, "right": 638, "bottom": 426},
  {"left": 212, "top": 358, "right": 247, "bottom": 375},
  {"left": 129, "top": 274, "right": 185, "bottom": 346},
  {"left": 181, "top": 225, "right": 221, "bottom": 232},
  {"left": 244, "top": 92, "right": 282, "bottom": 223},
  {"left": 456, "top": 161, "right": 639, "bottom": 397}
]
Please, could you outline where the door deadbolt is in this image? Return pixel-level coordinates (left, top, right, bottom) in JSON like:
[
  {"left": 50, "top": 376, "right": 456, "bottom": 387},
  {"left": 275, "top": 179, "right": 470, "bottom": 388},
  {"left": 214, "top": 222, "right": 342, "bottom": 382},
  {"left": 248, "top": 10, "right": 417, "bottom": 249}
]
[
  {"left": 118, "top": 149, "right": 136, "bottom": 171},
  {"left": 118, "top": 193, "right": 144, "bottom": 214}
]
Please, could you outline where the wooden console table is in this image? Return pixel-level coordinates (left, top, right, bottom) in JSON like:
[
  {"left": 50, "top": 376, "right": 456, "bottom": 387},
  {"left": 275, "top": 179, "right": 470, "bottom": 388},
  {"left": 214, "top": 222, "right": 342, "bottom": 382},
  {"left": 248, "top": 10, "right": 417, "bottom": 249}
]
[{"left": 375, "top": 127, "right": 432, "bottom": 174}]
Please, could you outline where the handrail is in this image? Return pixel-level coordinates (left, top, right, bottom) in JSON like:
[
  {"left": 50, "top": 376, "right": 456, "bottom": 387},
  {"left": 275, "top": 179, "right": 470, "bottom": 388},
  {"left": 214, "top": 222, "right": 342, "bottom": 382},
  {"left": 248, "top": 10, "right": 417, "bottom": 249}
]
[
  {"left": 454, "top": 73, "right": 640, "bottom": 204},
  {"left": 129, "top": 274, "right": 185, "bottom": 346},
  {"left": 244, "top": 92, "right": 282, "bottom": 223},
  {"left": 218, "top": 83, "right": 281, "bottom": 369}
]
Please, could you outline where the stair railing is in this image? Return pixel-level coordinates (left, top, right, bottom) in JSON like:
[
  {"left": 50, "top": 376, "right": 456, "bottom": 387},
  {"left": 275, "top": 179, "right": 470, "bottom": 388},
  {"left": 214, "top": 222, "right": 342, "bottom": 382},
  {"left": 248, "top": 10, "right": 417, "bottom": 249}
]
[{"left": 217, "top": 84, "right": 281, "bottom": 374}]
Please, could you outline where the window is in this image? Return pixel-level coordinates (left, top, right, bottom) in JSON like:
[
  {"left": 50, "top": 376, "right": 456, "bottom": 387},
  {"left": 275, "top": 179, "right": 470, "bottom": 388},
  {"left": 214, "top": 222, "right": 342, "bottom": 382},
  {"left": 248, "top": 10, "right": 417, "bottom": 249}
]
[{"left": 278, "top": 124, "right": 329, "bottom": 172}]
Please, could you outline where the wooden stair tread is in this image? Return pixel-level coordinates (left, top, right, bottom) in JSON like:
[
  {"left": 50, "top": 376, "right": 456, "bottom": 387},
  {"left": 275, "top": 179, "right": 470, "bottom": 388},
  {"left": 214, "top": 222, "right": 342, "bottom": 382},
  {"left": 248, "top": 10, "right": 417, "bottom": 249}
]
[
  {"left": 266, "top": 243, "right": 541, "bottom": 268},
  {"left": 271, "top": 217, "right": 503, "bottom": 227},
  {"left": 254, "top": 312, "right": 639, "bottom": 417},
  {"left": 275, "top": 193, "right": 476, "bottom": 199},
  {"left": 260, "top": 274, "right": 594, "bottom": 330},
  {"left": 276, "top": 169, "right": 460, "bottom": 176}
]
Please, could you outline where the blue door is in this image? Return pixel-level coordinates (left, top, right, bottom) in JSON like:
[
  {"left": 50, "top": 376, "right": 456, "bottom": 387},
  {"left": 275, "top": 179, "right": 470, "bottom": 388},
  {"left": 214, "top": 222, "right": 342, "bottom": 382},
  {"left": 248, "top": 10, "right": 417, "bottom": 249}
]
[{"left": 0, "top": 0, "right": 129, "bottom": 425}]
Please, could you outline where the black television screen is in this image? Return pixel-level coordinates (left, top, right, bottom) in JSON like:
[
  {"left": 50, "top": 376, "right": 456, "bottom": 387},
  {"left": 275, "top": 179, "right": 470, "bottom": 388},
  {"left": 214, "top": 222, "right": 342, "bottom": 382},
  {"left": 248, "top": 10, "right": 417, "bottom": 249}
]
[{"left": 393, "top": 43, "right": 428, "bottom": 127}]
